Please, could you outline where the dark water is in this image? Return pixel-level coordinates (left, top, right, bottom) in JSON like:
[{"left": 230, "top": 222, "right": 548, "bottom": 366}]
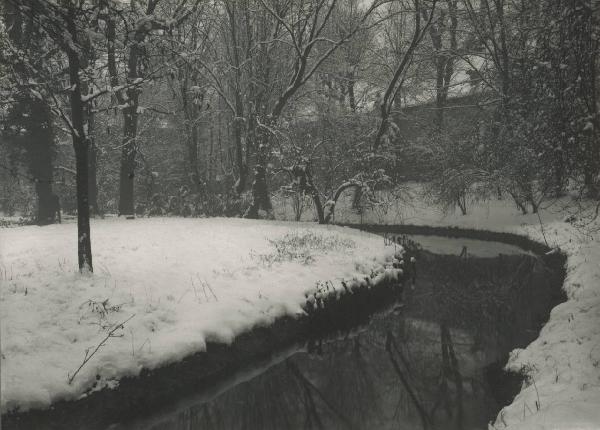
[
  {"left": 112, "top": 234, "right": 565, "bottom": 430},
  {"left": 3, "top": 235, "right": 566, "bottom": 430}
]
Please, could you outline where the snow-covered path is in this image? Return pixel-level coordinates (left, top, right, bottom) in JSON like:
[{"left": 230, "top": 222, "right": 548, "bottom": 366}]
[{"left": 0, "top": 218, "right": 400, "bottom": 413}]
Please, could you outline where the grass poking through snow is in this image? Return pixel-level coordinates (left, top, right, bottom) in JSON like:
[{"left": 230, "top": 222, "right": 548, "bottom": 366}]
[{"left": 252, "top": 231, "right": 356, "bottom": 266}]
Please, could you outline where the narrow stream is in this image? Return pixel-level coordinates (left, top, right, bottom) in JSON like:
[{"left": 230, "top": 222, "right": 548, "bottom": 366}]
[
  {"left": 3, "top": 234, "right": 566, "bottom": 430},
  {"left": 113, "top": 234, "right": 564, "bottom": 430}
]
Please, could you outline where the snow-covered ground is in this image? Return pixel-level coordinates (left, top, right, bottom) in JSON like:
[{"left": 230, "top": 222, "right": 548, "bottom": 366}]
[
  {"left": 2, "top": 191, "right": 600, "bottom": 429},
  {"left": 0, "top": 218, "right": 400, "bottom": 413},
  {"left": 328, "top": 189, "right": 600, "bottom": 430}
]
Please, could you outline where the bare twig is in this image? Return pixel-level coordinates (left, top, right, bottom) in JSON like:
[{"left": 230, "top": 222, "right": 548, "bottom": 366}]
[
  {"left": 536, "top": 211, "right": 550, "bottom": 248},
  {"left": 68, "top": 314, "right": 135, "bottom": 385}
]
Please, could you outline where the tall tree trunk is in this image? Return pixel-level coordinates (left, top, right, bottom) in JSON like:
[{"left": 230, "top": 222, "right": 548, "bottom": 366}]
[
  {"left": 185, "top": 97, "right": 201, "bottom": 194},
  {"left": 4, "top": 2, "right": 57, "bottom": 225},
  {"left": 87, "top": 104, "right": 100, "bottom": 215},
  {"left": 553, "top": 148, "right": 565, "bottom": 197},
  {"left": 373, "top": 2, "right": 435, "bottom": 151},
  {"left": 584, "top": 4, "right": 599, "bottom": 197},
  {"left": 584, "top": 146, "right": 598, "bottom": 197},
  {"left": 89, "top": 142, "right": 99, "bottom": 214},
  {"left": 434, "top": 58, "right": 446, "bottom": 130},
  {"left": 243, "top": 118, "right": 273, "bottom": 219},
  {"left": 428, "top": 0, "right": 457, "bottom": 132},
  {"left": 112, "top": 11, "right": 146, "bottom": 217},
  {"left": 306, "top": 170, "right": 325, "bottom": 224},
  {"left": 65, "top": 7, "right": 93, "bottom": 272},
  {"left": 233, "top": 115, "right": 246, "bottom": 194},
  {"left": 208, "top": 113, "right": 214, "bottom": 192},
  {"left": 188, "top": 120, "right": 201, "bottom": 193},
  {"left": 29, "top": 106, "right": 56, "bottom": 225},
  {"left": 290, "top": 164, "right": 325, "bottom": 223},
  {"left": 74, "top": 143, "right": 93, "bottom": 271},
  {"left": 348, "top": 79, "right": 356, "bottom": 113},
  {"left": 106, "top": 12, "right": 133, "bottom": 216},
  {"left": 35, "top": 181, "right": 54, "bottom": 225},
  {"left": 226, "top": 2, "right": 247, "bottom": 194},
  {"left": 244, "top": 163, "right": 271, "bottom": 218},
  {"left": 118, "top": 106, "right": 138, "bottom": 216},
  {"left": 580, "top": 14, "right": 599, "bottom": 198},
  {"left": 179, "top": 78, "right": 203, "bottom": 195}
]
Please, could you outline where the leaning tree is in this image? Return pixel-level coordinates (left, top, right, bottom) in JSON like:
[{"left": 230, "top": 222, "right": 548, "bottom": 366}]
[{"left": 287, "top": 0, "right": 438, "bottom": 223}]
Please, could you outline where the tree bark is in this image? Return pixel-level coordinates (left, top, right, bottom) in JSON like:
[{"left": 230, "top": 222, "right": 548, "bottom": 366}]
[
  {"left": 308, "top": 190, "right": 324, "bottom": 224},
  {"left": 226, "top": 1, "right": 247, "bottom": 194},
  {"left": 233, "top": 115, "right": 246, "bottom": 194},
  {"left": 373, "top": 1, "right": 435, "bottom": 151},
  {"left": 108, "top": 2, "right": 155, "bottom": 217},
  {"left": 243, "top": 118, "right": 274, "bottom": 218},
  {"left": 583, "top": 5, "right": 599, "bottom": 197},
  {"left": 65, "top": 7, "right": 93, "bottom": 271},
  {"left": 347, "top": 72, "right": 357, "bottom": 113},
  {"left": 185, "top": 96, "right": 202, "bottom": 194},
  {"left": 107, "top": 12, "right": 136, "bottom": 217},
  {"left": 428, "top": 1, "right": 457, "bottom": 132},
  {"left": 87, "top": 103, "right": 100, "bottom": 215},
  {"left": 35, "top": 182, "right": 53, "bottom": 224},
  {"left": 188, "top": 121, "right": 201, "bottom": 192},
  {"left": 28, "top": 108, "right": 56, "bottom": 224},
  {"left": 118, "top": 107, "right": 137, "bottom": 216},
  {"left": 3, "top": 2, "right": 57, "bottom": 225},
  {"left": 324, "top": 182, "right": 362, "bottom": 223},
  {"left": 290, "top": 164, "right": 325, "bottom": 224},
  {"left": 244, "top": 163, "right": 272, "bottom": 219}
]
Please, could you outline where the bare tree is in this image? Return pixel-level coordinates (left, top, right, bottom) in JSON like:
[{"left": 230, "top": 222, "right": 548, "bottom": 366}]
[
  {"left": 243, "top": 0, "right": 391, "bottom": 219},
  {"left": 4, "top": 0, "right": 99, "bottom": 269},
  {"left": 426, "top": 0, "right": 458, "bottom": 131},
  {"left": 105, "top": 0, "right": 200, "bottom": 217},
  {"left": 2, "top": 1, "right": 58, "bottom": 225},
  {"left": 373, "top": 0, "right": 437, "bottom": 151}
]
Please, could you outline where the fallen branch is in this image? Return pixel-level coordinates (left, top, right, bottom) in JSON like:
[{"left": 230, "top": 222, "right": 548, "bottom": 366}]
[{"left": 68, "top": 314, "right": 135, "bottom": 385}]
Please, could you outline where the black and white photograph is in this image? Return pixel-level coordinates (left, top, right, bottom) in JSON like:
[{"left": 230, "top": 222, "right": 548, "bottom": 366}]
[{"left": 0, "top": 0, "right": 599, "bottom": 428}]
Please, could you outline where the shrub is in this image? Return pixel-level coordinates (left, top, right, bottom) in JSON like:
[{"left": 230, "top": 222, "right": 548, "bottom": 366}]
[{"left": 253, "top": 231, "right": 356, "bottom": 266}]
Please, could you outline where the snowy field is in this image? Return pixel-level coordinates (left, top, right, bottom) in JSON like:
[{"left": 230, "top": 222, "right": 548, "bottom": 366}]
[
  {"left": 324, "top": 188, "right": 600, "bottom": 430},
  {"left": 0, "top": 218, "right": 400, "bottom": 413}
]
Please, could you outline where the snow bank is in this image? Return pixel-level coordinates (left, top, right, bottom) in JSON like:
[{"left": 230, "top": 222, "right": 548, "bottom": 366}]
[
  {"left": 333, "top": 188, "right": 600, "bottom": 430},
  {"left": 0, "top": 218, "right": 399, "bottom": 413}
]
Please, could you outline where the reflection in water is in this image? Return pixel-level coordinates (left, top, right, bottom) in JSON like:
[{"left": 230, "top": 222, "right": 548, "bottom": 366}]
[
  {"left": 137, "top": 316, "right": 503, "bottom": 430},
  {"left": 122, "top": 236, "right": 563, "bottom": 430},
  {"left": 1, "top": 236, "right": 563, "bottom": 430}
]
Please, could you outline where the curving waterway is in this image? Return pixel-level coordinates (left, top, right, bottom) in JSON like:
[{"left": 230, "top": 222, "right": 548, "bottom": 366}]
[{"left": 3, "top": 232, "right": 566, "bottom": 430}]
